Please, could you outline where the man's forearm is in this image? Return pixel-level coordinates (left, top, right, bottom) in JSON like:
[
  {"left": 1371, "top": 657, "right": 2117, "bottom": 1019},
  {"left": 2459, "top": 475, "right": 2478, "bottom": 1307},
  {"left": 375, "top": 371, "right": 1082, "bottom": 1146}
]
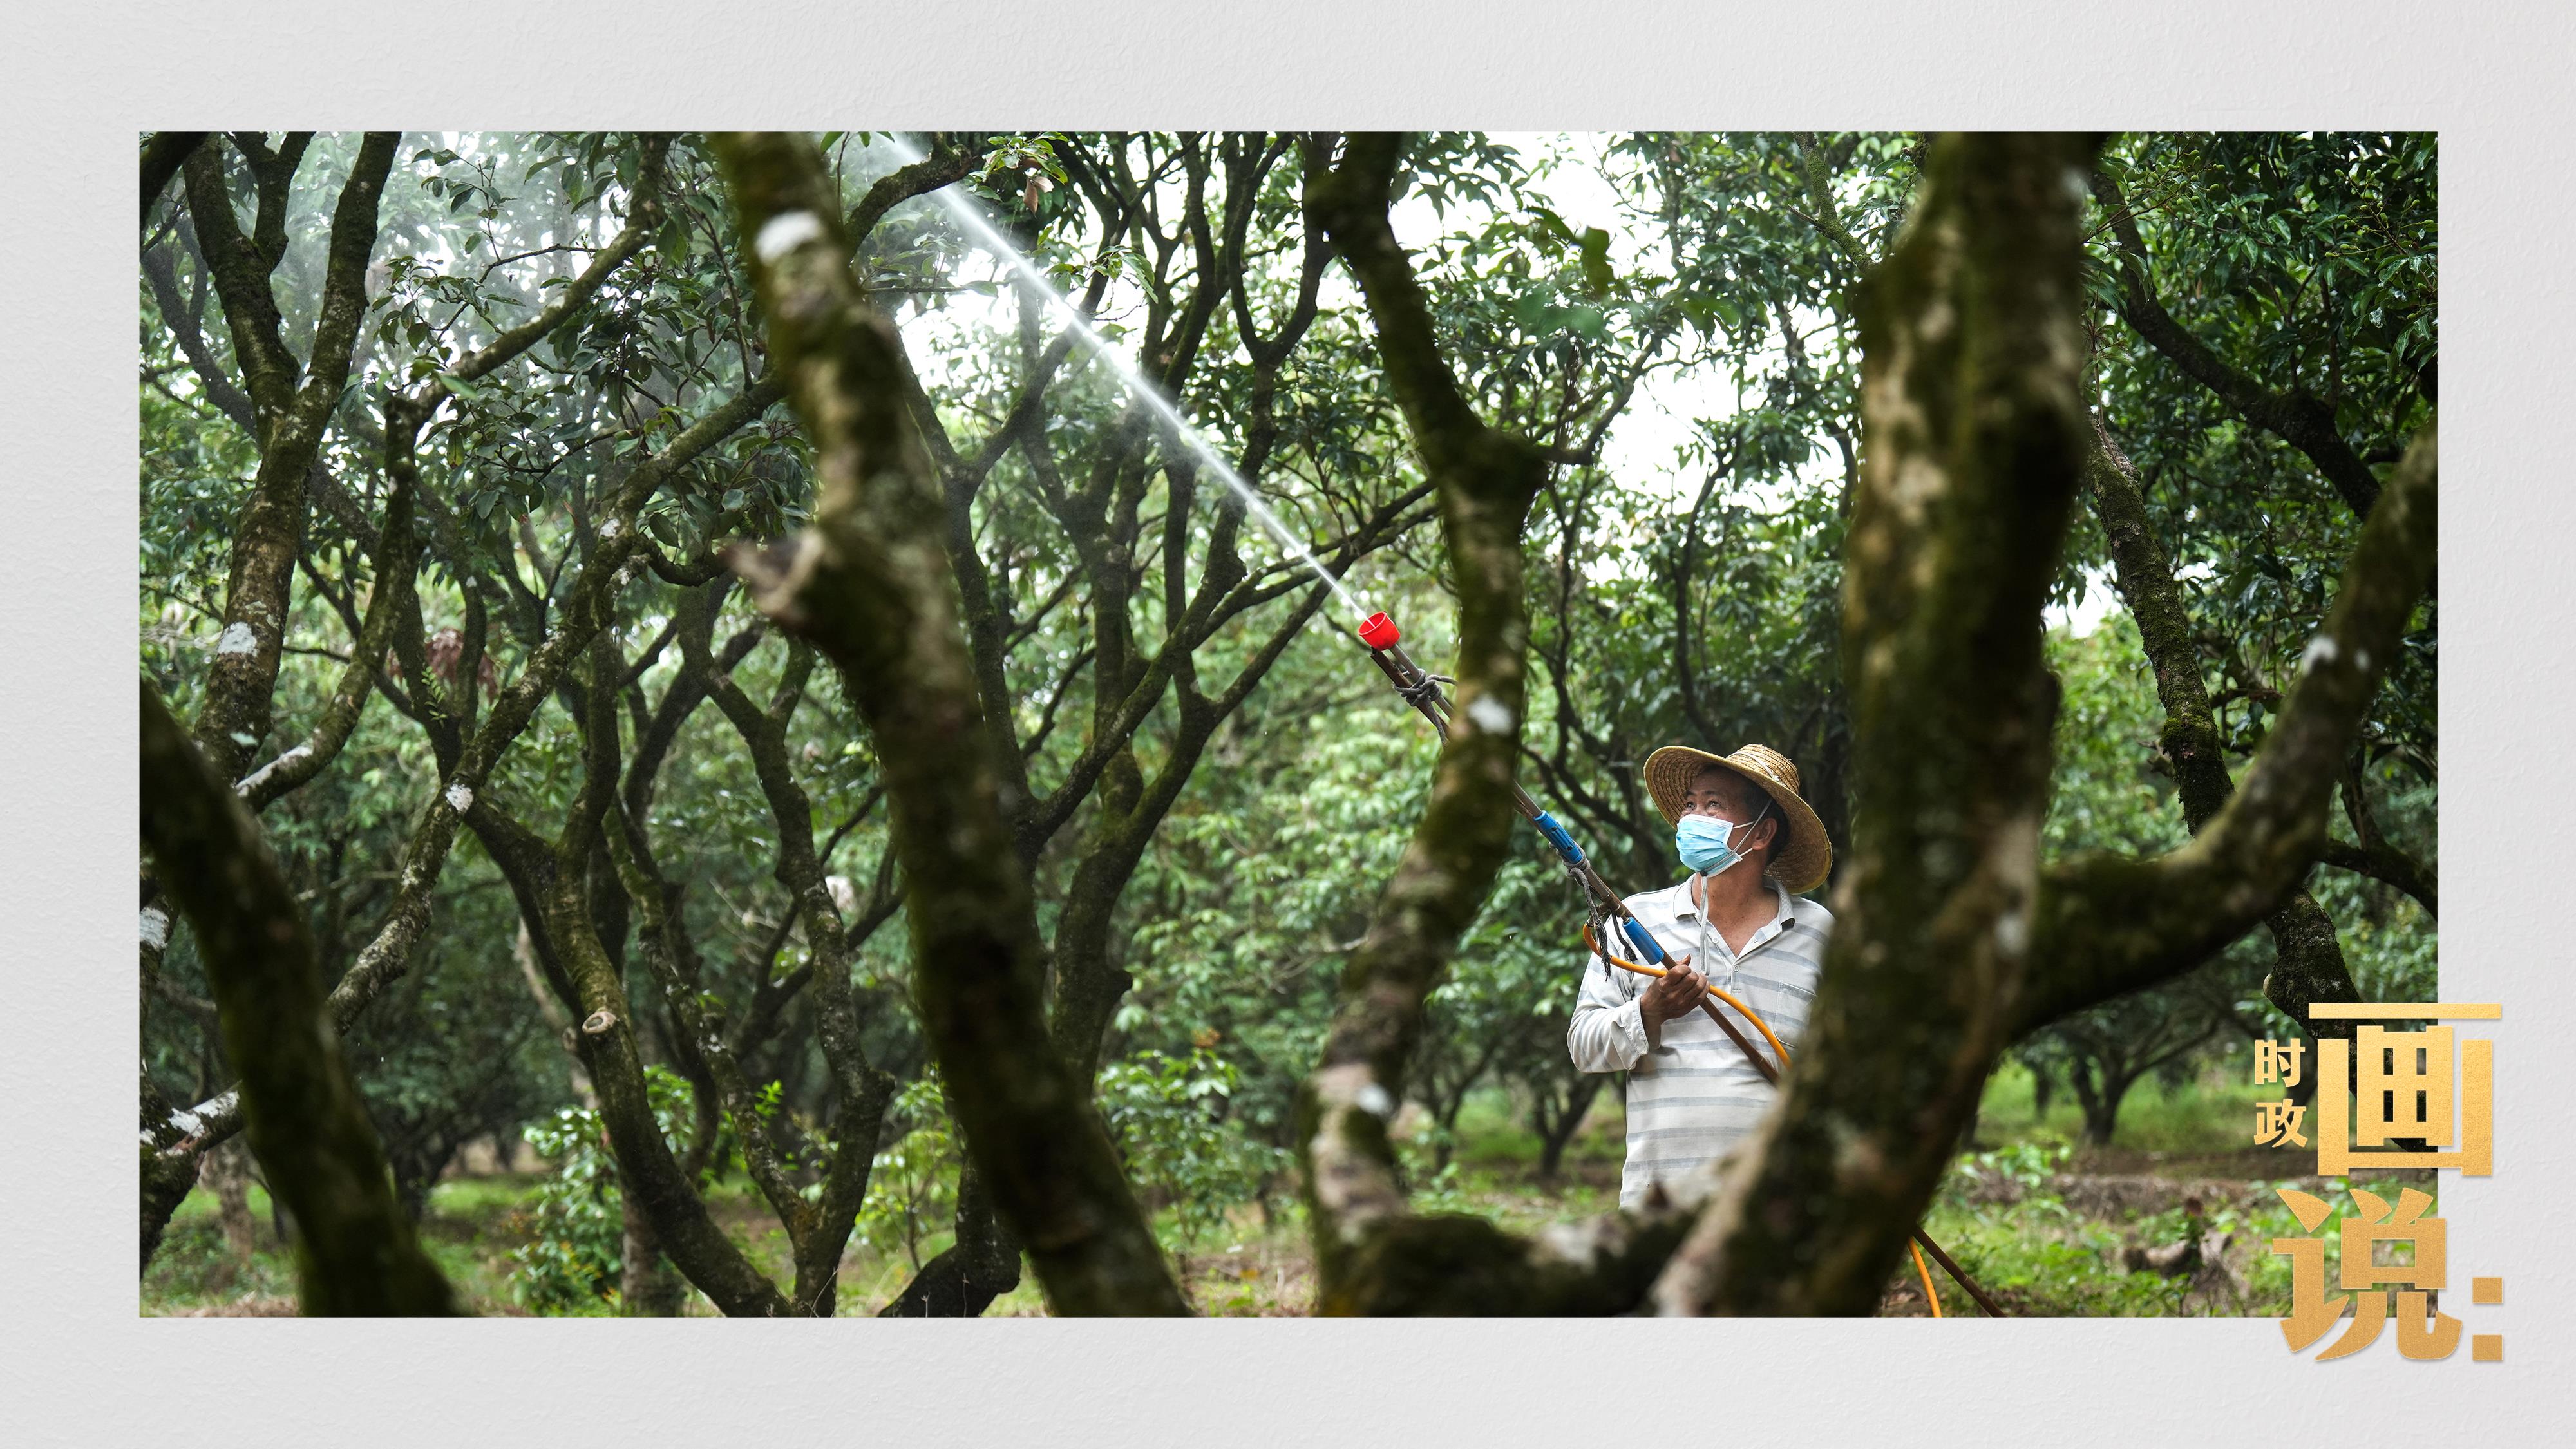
[{"left": 1568, "top": 995, "right": 1650, "bottom": 1071}]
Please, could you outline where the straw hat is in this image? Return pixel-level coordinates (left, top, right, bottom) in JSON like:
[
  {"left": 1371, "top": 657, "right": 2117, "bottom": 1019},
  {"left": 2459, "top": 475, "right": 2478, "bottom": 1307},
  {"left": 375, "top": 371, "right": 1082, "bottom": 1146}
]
[{"left": 1642, "top": 743, "right": 1832, "bottom": 893}]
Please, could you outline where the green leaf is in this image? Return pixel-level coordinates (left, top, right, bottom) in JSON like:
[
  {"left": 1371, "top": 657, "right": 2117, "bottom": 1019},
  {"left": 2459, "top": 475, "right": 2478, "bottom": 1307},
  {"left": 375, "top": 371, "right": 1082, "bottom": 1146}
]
[{"left": 1578, "top": 227, "right": 1614, "bottom": 298}]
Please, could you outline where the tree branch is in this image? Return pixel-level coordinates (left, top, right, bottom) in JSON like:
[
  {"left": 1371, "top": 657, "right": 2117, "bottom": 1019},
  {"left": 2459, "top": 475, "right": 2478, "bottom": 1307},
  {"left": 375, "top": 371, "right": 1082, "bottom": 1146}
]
[
  {"left": 2070, "top": 410, "right": 2370, "bottom": 1037},
  {"left": 2325, "top": 753, "right": 2437, "bottom": 915},
  {"left": 140, "top": 132, "right": 209, "bottom": 222},
  {"left": 140, "top": 682, "right": 459, "bottom": 1314},
  {"left": 714, "top": 130, "right": 1186, "bottom": 1316},
  {"left": 2321, "top": 838, "right": 2438, "bottom": 917},
  {"left": 2089, "top": 163, "right": 2383, "bottom": 520},
  {"left": 1295, "top": 131, "right": 1560, "bottom": 1304},
  {"left": 1656, "top": 133, "right": 2101, "bottom": 1317},
  {"left": 183, "top": 132, "right": 399, "bottom": 784},
  {"left": 846, "top": 135, "right": 981, "bottom": 249},
  {"left": 2018, "top": 425, "right": 2435, "bottom": 1034},
  {"left": 140, "top": 240, "right": 258, "bottom": 433}
]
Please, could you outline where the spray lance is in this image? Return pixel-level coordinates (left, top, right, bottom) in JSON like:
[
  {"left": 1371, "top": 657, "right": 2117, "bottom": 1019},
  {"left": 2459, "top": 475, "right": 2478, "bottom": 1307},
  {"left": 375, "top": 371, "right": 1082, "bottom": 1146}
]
[
  {"left": 1355, "top": 611, "right": 1672, "bottom": 970},
  {"left": 1350, "top": 611, "right": 1628, "bottom": 923},
  {"left": 1353, "top": 609, "right": 1792, "bottom": 1078},
  {"left": 1350, "top": 609, "right": 2006, "bottom": 1318}
]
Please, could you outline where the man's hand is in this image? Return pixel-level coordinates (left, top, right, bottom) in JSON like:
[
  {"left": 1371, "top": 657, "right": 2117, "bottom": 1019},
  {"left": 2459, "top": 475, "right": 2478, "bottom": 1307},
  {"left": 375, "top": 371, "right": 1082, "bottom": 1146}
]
[{"left": 1639, "top": 961, "right": 1707, "bottom": 1047}]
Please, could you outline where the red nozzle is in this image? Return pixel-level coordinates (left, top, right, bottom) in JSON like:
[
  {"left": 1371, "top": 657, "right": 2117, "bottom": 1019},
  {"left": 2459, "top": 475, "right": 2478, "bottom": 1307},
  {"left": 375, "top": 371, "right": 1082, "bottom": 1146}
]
[{"left": 1357, "top": 612, "right": 1401, "bottom": 650}]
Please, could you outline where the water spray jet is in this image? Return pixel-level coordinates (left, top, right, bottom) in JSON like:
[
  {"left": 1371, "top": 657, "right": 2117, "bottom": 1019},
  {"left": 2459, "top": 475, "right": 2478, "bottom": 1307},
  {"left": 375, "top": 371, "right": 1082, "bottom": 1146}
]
[{"left": 875, "top": 134, "right": 1372, "bottom": 626}]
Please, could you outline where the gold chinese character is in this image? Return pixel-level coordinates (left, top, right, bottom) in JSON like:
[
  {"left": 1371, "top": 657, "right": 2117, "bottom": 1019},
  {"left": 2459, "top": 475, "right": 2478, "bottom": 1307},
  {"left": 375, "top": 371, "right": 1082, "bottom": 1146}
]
[
  {"left": 2340, "top": 1186, "right": 2445, "bottom": 1291},
  {"left": 2272, "top": 1186, "right": 2466, "bottom": 1361},
  {"left": 2311, "top": 1006, "right": 2495, "bottom": 1176},
  {"left": 2271, "top": 1197, "right": 2347, "bottom": 1352},
  {"left": 2255, "top": 1099, "right": 2308, "bottom": 1147},
  {"left": 2360, "top": 1024, "right": 2456, "bottom": 1146},
  {"left": 2255, "top": 1037, "right": 2306, "bottom": 1088}
]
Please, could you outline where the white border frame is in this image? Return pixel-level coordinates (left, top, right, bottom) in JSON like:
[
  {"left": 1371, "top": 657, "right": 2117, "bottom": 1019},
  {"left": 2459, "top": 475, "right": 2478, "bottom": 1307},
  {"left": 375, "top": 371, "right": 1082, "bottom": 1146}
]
[{"left": 7, "top": 3, "right": 2568, "bottom": 1441}]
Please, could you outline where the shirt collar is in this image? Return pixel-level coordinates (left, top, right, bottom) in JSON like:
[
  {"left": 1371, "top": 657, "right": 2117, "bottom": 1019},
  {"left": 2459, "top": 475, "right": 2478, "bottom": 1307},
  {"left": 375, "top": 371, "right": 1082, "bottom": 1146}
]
[{"left": 1675, "top": 876, "right": 1797, "bottom": 925}]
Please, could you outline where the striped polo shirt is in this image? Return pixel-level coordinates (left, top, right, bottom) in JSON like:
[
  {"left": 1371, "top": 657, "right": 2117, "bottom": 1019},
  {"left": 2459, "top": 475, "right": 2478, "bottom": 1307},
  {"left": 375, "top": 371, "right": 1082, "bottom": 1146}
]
[{"left": 1566, "top": 877, "right": 1832, "bottom": 1210}]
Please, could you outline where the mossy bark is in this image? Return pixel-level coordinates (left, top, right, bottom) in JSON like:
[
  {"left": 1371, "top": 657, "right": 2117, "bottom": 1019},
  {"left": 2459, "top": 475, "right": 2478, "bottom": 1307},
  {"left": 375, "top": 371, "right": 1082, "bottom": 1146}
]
[
  {"left": 138, "top": 1075, "right": 208, "bottom": 1273},
  {"left": 1654, "top": 136, "right": 2436, "bottom": 1316},
  {"left": 1655, "top": 133, "right": 2103, "bottom": 1316},
  {"left": 714, "top": 131, "right": 1186, "bottom": 1316},
  {"left": 617, "top": 1173, "right": 688, "bottom": 1316},
  {"left": 140, "top": 683, "right": 459, "bottom": 1315},
  {"left": 179, "top": 134, "right": 397, "bottom": 784},
  {"left": 2082, "top": 416, "right": 2363, "bottom": 1057},
  {"left": 1293, "top": 133, "right": 1564, "bottom": 1309}
]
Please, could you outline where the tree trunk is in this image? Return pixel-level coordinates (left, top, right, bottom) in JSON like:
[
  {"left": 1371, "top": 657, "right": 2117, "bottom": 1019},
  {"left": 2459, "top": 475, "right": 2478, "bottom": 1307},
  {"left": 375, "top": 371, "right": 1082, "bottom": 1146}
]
[
  {"left": 202, "top": 1139, "right": 260, "bottom": 1279},
  {"left": 1259, "top": 132, "right": 1730, "bottom": 1316},
  {"left": 715, "top": 131, "right": 1186, "bottom": 1316},
  {"left": 618, "top": 1172, "right": 688, "bottom": 1316},
  {"left": 1534, "top": 1075, "right": 1604, "bottom": 1182},
  {"left": 140, "top": 682, "right": 459, "bottom": 1315},
  {"left": 878, "top": 1164, "right": 1024, "bottom": 1316},
  {"left": 138, "top": 1072, "right": 206, "bottom": 1274},
  {"left": 1432, "top": 1093, "right": 1469, "bottom": 1173},
  {"left": 1046, "top": 777, "right": 1150, "bottom": 1086},
  {"left": 2076, "top": 1065, "right": 2137, "bottom": 1147},
  {"left": 2081, "top": 415, "right": 2365, "bottom": 1077}
]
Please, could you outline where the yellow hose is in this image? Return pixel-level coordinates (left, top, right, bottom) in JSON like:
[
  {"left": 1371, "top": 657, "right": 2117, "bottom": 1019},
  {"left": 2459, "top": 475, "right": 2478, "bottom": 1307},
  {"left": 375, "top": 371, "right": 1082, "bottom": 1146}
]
[
  {"left": 1582, "top": 923, "right": 1792, "bottom": 1073},
  {"left": 1586, "top": 922, "right": 1949, "bottom": 1319},
  {"left": 1910, "top": 1240, "right": 1942, "bottom": 1316}
]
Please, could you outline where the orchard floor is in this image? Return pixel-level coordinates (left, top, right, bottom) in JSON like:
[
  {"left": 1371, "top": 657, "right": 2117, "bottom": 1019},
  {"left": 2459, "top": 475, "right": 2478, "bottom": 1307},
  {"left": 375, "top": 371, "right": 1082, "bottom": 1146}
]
[{"left": 143, "top": 1061, "right": 2412, "bottom": 1318}]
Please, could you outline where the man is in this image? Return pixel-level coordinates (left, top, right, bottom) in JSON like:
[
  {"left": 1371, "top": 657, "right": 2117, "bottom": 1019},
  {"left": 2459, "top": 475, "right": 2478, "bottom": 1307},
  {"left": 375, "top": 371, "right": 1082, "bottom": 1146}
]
[{"left": 1567, "top": 743, "right": 1835, "bottom": 1210}]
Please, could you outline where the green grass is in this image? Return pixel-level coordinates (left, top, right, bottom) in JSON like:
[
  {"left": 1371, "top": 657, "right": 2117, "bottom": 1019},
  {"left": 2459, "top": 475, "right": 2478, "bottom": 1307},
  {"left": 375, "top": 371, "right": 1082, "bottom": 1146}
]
[
  {"left": 147, "top": 1064, "right": 2324, "bottom": 1318},
  {"left": 1973, "top": 1057, "right": 2281, "bottom": 1160},
  {"left": 148, "top": 1174, "right": 551, "bottom": 1315}
]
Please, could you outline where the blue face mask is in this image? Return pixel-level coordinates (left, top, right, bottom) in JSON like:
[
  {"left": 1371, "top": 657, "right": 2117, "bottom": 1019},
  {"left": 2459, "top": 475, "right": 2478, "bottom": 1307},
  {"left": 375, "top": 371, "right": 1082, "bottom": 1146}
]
[{"left": 1675, "top": 806, "right": 1768, "bottom": 876}]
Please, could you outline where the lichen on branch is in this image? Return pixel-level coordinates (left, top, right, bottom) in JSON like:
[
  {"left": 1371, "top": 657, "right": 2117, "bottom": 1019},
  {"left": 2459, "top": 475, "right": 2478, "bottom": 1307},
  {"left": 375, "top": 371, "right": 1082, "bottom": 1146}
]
[
  {"left": 712, "top": 130, "right": 1186, "bottom": 1316},
  {"left": 1656, "top": 133, "right": 2102, "bottom": 1317},
  {"left": 140, "top": 681, "right": 459, "bottom": 1315}
]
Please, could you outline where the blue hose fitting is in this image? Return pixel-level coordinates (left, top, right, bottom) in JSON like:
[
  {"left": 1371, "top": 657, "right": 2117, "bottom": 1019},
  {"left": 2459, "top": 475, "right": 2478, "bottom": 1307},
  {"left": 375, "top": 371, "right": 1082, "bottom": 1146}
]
[
  {"left": 1530, "top": 811, "right": 1586, "bottom": 867},
  {"left": 1620, "top": 914, "right": 1667, "bottom": 965}
]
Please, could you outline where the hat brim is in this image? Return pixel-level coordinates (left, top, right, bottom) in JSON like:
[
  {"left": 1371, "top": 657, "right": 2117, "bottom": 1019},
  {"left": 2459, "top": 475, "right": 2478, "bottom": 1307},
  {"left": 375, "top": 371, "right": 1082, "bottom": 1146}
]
[{"left": 1643, "top": 745, "right": 1833, "bottom": 894}]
